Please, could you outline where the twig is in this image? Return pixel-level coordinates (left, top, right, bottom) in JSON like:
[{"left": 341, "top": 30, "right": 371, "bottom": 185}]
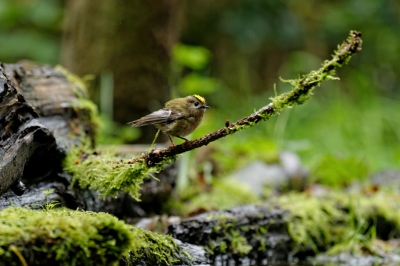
[{"left": 129, "top": 30, "right": 362, "bottom": 167}]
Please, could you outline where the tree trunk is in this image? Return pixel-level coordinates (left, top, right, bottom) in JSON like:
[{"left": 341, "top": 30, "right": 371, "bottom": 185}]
[{"left": 61, "top": 0, "right": 182, "bottom": 143}]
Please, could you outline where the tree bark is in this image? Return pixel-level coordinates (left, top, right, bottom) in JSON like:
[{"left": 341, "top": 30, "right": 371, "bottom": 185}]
[{"left": 0, "top": 61, "right": 96, "bottom": 199}]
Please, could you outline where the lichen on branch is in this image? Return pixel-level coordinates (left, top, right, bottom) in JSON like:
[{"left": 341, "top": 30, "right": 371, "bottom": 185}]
[
  {"left": 63, "top": 145, "right": 178, "bottom": 199},
  {"left": 131, "top": 30, "right": 362, "bottom": 166},
  {"left": 65, "top": 30, "right": 362, "bottom": 199}
]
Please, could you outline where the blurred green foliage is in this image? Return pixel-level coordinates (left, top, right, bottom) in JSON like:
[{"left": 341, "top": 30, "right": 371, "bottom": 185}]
[
  {"left": 96, "top": 115, "right": 140, "bottom": 145},
  {"left": 182, "top": 0, "right": 400, "bottom": 178},
  {"left": 171, "top": 44, "right": 222, "bottom": 98},
  {"left": 212, "top": 136, "right": 278, "bottom": 175},
  {"left": 311, "top": 155, "right": 369, "bottom": 188},
  {"left": 172, "top": 44, "right": 212, "bottom": 70},
  {"left": 178, "top": 73, "right": 221, "bottom": 96},
  {"left": 165, "top": 178, "right": 260, "bottom": 216},
  {"left": 0, "top": 0, "right": 63, "bottom": 64}
]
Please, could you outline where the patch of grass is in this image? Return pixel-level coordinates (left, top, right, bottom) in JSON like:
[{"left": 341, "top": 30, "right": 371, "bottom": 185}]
[
  {"left": 311, "top": 154, "right": 369, "bottom": 187},
  {"left": 281, "top": 93, "right": 400, "bottom": 172}
]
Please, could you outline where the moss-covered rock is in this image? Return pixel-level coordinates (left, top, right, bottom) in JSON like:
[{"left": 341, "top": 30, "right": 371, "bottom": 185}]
[
  {"left": 126, "top": 229, "right": 202, "bottom": 266},
  {"left": 169, "top": 190, "right": 400, "bottom": 264},
  {"left": 168, "top": 204, "right": 291, "bottom": 263},
  {"left": 0, "top": 207, "right": 201, "bottom": 266},
  {"left": 0, "top": 207, "right": 133, "bottom": 266},
  {"left": 0, "top": 207, "right": 202, "bottom": 266}
]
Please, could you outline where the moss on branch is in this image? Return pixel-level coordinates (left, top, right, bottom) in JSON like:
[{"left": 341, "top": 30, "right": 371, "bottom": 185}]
[
  {"left": 130, "top": 30, "right": 362, "bottom": 166},
  {"left": 64, "top": 30, "right": 362, "bottom": 199},
  {"left": 63, "top": 146, "right": 178, "bottom": 199}
]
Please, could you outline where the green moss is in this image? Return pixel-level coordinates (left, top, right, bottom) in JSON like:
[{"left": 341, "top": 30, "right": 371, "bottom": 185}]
[
  {"left": 206, "top": 213, "right": 236, "bottom": 222},
  {"left": 56, "top": 65, "right": 100, "bottom": 139},
  {"left": 269, "top": 31, "right": 361, "bottom": 115},
  {"left": 0, "top": 207, "right": 192, "bottom": 266},
  {"left": 58, "top": 64, "right": 178, "bottom": 201},
  {"left": 0, "top": 207, "right": 133, "bottom": 266},
  {"left": 127, "top": 227, "right": 192, "bottom": 266},
  {"left": 186, "top": 190, "right": 400, "bottom": 259},
  {"left": 204, "top": 229, "right": 253, "bottom": 257},
  {"left": 274, "top": 190, "right": 400, "bottom": 255},
  {"left": 275, "top": 193, "right": 348, "bottom": 253},
  {"left": 70, "top": 97, "right": 101, "bottom": 136},
  {"left": 63, "top": 145, "right": 178, "bottom": 200},
  {"left": 229, "top": 230, "right": 252, "bottom": 255}
]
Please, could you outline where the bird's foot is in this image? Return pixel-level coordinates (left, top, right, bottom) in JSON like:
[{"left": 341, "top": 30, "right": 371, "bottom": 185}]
[{"left": 168, "top": 135, "right": 175, "bottom": 147}]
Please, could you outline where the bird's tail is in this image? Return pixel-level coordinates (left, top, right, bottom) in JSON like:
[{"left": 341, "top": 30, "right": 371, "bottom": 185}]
[{"left": 126, "top": 118, "right": 151, "bottom": 127}]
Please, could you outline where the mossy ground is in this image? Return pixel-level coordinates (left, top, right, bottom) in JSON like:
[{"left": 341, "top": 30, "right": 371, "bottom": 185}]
[
  {"left": 127, "top": 227, "right": 192, "bottom": 266},
  {"left": 0, "top": 207, "right": 191, "bottom": 266},
  {"left": 0, "top": 207, "right": 133, "bottom": 266}
]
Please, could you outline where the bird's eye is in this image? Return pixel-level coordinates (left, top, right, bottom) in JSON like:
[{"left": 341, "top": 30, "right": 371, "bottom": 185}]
[{"left": 194, "top": 102, "right": 199, "bottom": 107}]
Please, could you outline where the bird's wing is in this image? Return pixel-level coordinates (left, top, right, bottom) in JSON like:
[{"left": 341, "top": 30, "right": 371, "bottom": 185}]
[{"left": 127, "top": 108, "right": 185, "bottom": 127}]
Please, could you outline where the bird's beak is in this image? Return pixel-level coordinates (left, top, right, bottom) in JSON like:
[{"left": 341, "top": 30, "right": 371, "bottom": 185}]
[{"left": 202, "top": 105, "right": 210, "bottom": 109}]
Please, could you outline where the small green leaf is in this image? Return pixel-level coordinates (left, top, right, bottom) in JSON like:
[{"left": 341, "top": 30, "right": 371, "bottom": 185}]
[
  {"left": 173, "top": 44, "right": 212, "bottom": 70},
  {"left": 178, "top": 73, "right": 221, "bottom": 95}
]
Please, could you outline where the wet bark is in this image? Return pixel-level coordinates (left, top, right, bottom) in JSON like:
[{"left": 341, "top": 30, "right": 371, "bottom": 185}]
[
  {"left": 168, "top": 204, "right": 293, "bottom": 264},
  {"left": 0, "top": 62, "right": 176, "bottom": 218},
  {"left": 0, "top": 61, "right": 94, "bottom": 202},
  {"left": 0, "top": 63, "right": 59, "bottom": 196}
]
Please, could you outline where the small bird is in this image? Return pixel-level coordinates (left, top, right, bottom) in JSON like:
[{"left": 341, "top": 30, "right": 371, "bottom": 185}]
[{"left": 127, "top": 95, "right": 209, "bottom": 146}]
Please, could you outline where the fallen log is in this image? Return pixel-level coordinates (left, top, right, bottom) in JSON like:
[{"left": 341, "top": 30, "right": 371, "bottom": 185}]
[
  {"left": 0, "top": 62, "right": 176, "bottom": 218},
  {"left": 168, "top": 190, "right": 400, "bottom": 265}
]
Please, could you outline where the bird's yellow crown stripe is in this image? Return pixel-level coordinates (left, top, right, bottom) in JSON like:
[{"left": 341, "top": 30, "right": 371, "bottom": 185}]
[{"left": 193, "top": 94, "right": 206, "bottom": 104}]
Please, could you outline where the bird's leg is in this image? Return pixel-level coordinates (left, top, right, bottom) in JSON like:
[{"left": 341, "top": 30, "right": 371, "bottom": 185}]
[
  {"left": 168, "top": 135, "right": 175, "bottom": 147},
  {"left": 176, "top": 136, "right": 190, "bottom": 144},
  {"left": 151, "top": 130, "right": 161, "bottom": 148}
]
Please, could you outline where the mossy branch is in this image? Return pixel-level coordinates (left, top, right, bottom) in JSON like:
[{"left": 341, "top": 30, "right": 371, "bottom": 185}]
[
  {"left": 64, "top": 30, "right": 362, "bottom": 199},
  {"left": 131, "top": 30, "right": 362, "bottom": 166},
  {"left": 64, "top": 146, "right": 178, "bottom": 200}
]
